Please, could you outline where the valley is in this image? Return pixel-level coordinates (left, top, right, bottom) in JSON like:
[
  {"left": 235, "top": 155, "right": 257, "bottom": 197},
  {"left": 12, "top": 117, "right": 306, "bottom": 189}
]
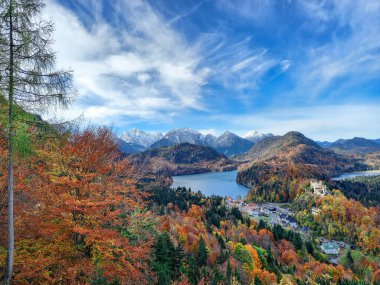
[{"left": 1, "top": 1, "right": 379, "bottom": 284}]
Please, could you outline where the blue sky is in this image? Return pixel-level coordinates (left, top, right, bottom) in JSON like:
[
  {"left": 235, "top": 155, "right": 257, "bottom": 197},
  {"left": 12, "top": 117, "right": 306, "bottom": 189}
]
[{"left": 47, "top": 0, "right": 380, "bottom": 141}]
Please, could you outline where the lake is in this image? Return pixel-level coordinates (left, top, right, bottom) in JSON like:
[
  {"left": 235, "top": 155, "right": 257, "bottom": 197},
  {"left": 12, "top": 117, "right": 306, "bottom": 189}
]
[
  {"left": 332, "top": 169, "right": 380, "bottom": 180},
  {"left": 172, "top": 170, "right": 249, "bottom": 199}
]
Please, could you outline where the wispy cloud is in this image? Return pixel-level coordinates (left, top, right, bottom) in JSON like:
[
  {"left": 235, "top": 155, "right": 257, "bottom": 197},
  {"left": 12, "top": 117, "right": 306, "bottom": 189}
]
[
  {"left": 46, "top": 0, "right": 209, "bottom": 124},
  {"left": 292, "top": 0, "right": 380, "bottom": 97},
  {"left": 46, "top": 0, "right": 280, "bottom": 125},
  {"left": 199, "top": 35, "right": 281, "bottom": 91}
]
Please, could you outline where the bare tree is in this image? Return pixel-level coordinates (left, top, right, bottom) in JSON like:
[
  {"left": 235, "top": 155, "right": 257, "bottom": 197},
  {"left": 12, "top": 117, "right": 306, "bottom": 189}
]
[{"left": 0, "top": 0, "right": 74, "bottom": 283}]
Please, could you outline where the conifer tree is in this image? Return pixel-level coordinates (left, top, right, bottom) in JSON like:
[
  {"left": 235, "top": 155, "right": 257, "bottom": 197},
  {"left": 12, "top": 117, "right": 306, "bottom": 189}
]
[
  {"left": 197, "top": 236, "right": 208, "bottom": 268},
  {"left": 0, "top": 1, "right": 73, "bottom": 283},
  {"left": 226, "top": 259, "right": 232, "bottom": 285}
]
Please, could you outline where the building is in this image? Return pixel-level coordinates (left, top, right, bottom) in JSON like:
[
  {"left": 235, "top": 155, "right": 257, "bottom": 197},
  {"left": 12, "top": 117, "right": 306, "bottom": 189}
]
[
  {"left": 311, "top": 207, "right": 319, "bottom": 215},
  {"left": 310, "top": 180, "right": 329, "bottom": 196},
  {"left": 321, "top": 242, "right": 339, "bottom": 255}
]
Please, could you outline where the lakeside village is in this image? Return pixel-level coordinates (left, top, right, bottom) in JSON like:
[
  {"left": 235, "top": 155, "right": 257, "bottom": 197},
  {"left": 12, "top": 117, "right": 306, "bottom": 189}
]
[{"left": 225, "top": 180, "right": 352, "bottom": 265}]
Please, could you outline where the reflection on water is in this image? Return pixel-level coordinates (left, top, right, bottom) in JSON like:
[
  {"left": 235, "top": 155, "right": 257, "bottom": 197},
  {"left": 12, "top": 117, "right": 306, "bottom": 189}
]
[{"left": 172, "top": 170, "right": 249, "bottom": 199}]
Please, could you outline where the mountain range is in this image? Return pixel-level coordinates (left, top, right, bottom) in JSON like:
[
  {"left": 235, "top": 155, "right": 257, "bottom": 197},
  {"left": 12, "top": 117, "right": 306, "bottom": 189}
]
[
  {"left": 317, "top": 137, "right": 380, "bottom": 154},
  {"left": 119, "top": 128, "right": 380, "bottom": 158},
  {"left": 329, "top": 137, "right": 380, "bottom": 155},
  {"left": 119, "top": 128, "right": 271, "bottom": 156}
]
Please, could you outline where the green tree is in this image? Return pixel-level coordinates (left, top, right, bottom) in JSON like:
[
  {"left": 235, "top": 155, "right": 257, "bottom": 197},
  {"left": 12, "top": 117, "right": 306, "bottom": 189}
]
[
  {"left": 187, "top": 255, "right": 199, "bottom": 285},
  {"left": 346, "top": 249, "right": 354, "bottom": 269},
  {"left": 254, "top": 275, "right": 263, "bottom": 285},
  {"left": 0, "top": 1, "right": 73, "bottom": 283},
  {"left": 153, "top": 232, "right": 175, "bottom": 285},
  {"left": 257, "top": 219, "right": 266, "bottom": 231},
  {"left": 197, "top": 236, "right": 208, "bottom": 268},
  {"left": 226, "top": 259, "right": 232, "bottom": 285}
]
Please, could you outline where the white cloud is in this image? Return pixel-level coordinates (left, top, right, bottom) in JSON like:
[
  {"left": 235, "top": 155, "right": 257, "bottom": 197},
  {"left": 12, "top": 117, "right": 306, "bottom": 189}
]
[
  {"left": 45, "top": 0, "right": 280, "bottom": 125},
  {"left": 45, "top": 0, "right": 209, "bottom": 123}
]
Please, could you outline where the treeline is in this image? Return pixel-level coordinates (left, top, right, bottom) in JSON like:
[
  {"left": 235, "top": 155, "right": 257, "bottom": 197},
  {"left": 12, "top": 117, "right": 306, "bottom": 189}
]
[{"left": 334, "top": 175, "right": 380, "bottom": 207}]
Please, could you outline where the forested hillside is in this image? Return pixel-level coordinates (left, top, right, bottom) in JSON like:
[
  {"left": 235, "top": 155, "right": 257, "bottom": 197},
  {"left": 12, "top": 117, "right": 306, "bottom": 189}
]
[
  {"left": 129, "top": 143, "right": 237, "bottom": 176},
  {"left": 237, "top": 132, "right": 365, "bottom": 202}
]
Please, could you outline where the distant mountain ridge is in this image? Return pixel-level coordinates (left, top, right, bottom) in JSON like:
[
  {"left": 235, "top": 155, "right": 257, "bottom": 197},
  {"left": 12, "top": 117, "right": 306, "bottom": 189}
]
[
  {"left": 150, "top": 128, "right": 206, "bottom": 148},
  {"left": 330, "top": 137, "right": 380, "bottom": 155},
  {"left": 128, "top": 143, "right": 236, "bottom": 176},
  {"left": 242, "top": 130, "right": 274, "bottom": 142},
  {"left": 121, "top": 128, "right": 163, "bottom": 148},
  {"left": 210, "top": 131, "right": 253, "bottom": 156},
  {"left": 121, "top": 128, "right": 263, "bottom": 157}
]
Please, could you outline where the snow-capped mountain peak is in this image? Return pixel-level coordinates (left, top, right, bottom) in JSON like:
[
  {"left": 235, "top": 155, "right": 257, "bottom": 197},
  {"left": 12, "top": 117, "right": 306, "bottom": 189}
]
[
  {"left": 120, "top": 128, "right": 163, "bottom": 147},
  {"left": 243, "top": 130, "right": 273, "bottom": 142}
]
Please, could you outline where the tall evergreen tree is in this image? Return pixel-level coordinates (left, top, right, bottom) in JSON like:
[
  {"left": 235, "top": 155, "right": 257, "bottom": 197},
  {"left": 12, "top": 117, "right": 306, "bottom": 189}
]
[
  {"left": 257, "top": 219, "right": 266, "bottom": 231},
  {"left": 346, "top": 249, "right": 354, "bottom": 269},
  {"left": 226, "top": 259, "right": 232, "bottom": 285},
  {"left": 254, "top": 275, "right": 263, "bottom": 285},
  {"left": 197, "top": 236, "right": 208, "bottom": 268},
  {"left": 187, "top": 255, "right": 199, "bottom": 285},
  {"left": 0, "top": 1, "right": 73, "bottom": 283}
]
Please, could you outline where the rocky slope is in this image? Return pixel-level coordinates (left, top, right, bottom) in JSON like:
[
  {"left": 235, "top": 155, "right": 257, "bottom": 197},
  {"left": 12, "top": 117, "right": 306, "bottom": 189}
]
[{"left": 128, "top": 143, "right": 237, "bottom": 176}]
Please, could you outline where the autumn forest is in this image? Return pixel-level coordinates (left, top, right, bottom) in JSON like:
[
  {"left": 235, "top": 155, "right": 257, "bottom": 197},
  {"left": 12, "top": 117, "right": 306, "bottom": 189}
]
[{"left": 1, "top": 0, "right": 380, "bottom": 285}]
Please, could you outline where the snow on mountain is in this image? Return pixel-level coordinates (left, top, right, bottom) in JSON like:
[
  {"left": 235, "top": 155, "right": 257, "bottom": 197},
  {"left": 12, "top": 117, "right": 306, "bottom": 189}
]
[
  {"left": 243, "top": 130, "right": 274, "bottom": 143},
  {"left": 150, "top": 128, "right": 206, "bottom": 148},
  {"left": 120, "top": 128, "right": 163, "bottom": 148}
]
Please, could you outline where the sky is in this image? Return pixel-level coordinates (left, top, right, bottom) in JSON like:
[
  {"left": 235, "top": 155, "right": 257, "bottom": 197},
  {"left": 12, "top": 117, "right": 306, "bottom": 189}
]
[{"left": 46, "top": 0, "right": 380, "bottom": 141}]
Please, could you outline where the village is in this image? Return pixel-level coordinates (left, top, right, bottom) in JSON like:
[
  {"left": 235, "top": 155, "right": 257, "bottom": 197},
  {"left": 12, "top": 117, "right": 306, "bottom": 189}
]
[{"left": 224, "top": 179, "right": 353, "bottom": 265}]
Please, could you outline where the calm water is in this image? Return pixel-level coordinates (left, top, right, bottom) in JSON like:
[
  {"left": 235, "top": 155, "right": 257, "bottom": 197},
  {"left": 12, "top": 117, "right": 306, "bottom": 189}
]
[
  {"left": 172, "top": 170, "right": 249, "bottom": 199},
  {"left": 332, "top": 170, "right": 380, "bottom": 180}
]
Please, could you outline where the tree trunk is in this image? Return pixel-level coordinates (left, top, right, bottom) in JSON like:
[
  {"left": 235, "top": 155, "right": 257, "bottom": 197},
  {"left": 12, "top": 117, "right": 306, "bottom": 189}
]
[{"left": 5, "top": 0, "right": 15, "bottom": 283}]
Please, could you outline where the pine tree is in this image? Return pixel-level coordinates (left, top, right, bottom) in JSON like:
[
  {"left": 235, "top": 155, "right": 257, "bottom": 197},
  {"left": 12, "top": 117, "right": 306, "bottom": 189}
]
[
  {"left": 226, "top": 259, "right": 232, "bottom": 285},
  {"left": 257, "top": 219, "right": 266, "bottom": 231},
  {"left": 187, "top": 255, "right": 200, "bottom": 285},
  {"left": 197, "top": 236, "right": 208, "bottom": 267},
  {"left": 346, "top": 249, "right": 354, "bottom": 269},
  {"left": 254, "top": 275, "right": 263, "bottom": 285},
  {"left": 154, "top": 232, "right": 175, "bottom": 285},
  {"left": 0, "top": 1, "right": 73, "bottom": 282},
  {"left": 172, "top": 243, "right": 185, "bottom": 279}
]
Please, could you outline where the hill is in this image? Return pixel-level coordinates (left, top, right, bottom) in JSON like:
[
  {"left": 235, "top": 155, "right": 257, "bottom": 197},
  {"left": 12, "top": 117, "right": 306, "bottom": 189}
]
[
  {"left": 237, "top": 132, "right": 365, "bottom": 202},
  {"left": 129, "top": 143, "right": 237, "bottom": 176},
  {"left": 330, "top": 137, "right": 380, "bottom": 154}
]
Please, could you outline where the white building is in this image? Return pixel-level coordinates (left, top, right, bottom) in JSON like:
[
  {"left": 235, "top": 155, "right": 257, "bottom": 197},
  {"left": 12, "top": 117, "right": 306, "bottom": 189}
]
[{"left": 321, "top": 242, "right": 339, "bottom": 255}]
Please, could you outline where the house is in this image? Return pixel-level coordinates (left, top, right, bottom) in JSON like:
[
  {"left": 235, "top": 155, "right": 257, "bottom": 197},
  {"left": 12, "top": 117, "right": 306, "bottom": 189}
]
[{"left": 321, "top": 242, "right": 339, "bottom": 255}]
